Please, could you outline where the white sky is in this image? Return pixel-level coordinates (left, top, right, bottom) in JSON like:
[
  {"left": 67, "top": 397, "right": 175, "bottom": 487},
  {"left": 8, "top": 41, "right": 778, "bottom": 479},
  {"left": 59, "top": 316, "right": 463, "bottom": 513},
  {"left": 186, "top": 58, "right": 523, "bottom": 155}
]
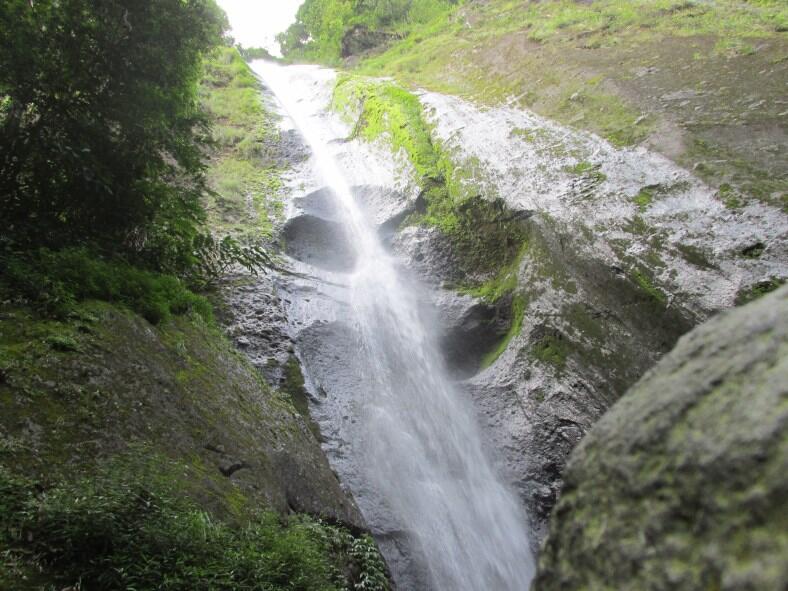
[{"left": 217, "top": 0, "right": 304, "bottom": 55}]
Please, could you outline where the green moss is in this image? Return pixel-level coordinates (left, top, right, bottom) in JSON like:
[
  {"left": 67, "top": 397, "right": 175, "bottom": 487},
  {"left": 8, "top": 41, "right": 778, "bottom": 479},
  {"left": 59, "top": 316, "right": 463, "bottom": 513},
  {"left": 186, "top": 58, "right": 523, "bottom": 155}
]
[
  {"left": 634, "top": 186, "right": 657, "bottom": 211},
  {"left": 333, "top": 75, "right": 528, "bottom": 280},
  {"left": 718, "top": 182, "right": 744, "bottom": 209},
  {"left": 736, "top": 278, "right": 785, "bottom": 305},
  {"left": 566, "top": 303, "right": 607, "bottom": 343},
  {"left": 675, "top": 243, "right": 716, "bottom": 270},
  {"left": 281, "top": 356, "right": 322, "bottom": 440},
  {"left": 741, "top": 242, "right": 766, "bottom": 259},
  {"left": 632, "top": 269, "right": 668, "bottom": 306},
  {"left": 480, "top": 295, "right": 526, "bottom": 369},
  {"left": 201, "top": 47, "right": 286, "bottom": 239},
  {"left": 555, "top": 88, "right": 653, "bottom": 147},
  {"left": 532, "top": 332, "right": 571, "bottom": 370},
  {"left": 624, "top": 215, "right": 651, "bottom": 237},
  {"left": 332, "top": 74, "right": 441, "bottom": 181},
  {"left": 564, "top": 161, "right": 608, "bottom": 183}
]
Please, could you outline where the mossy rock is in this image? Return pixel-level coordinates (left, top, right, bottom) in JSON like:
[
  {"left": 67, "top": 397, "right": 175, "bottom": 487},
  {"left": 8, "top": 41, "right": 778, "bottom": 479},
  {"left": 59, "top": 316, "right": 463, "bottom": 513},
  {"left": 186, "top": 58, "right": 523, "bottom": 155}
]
[{"left": 534, "top": 286, "right": 788, "bottom": 591}]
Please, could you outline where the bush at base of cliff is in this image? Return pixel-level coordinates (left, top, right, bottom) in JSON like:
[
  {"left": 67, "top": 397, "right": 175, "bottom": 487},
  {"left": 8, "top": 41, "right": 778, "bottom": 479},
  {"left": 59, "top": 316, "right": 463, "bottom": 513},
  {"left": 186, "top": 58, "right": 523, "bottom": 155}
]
[
  {"left": 0, "top": 452, "right": 389, "bottom": 591},
  {"left": 0, "top": 247, "right": 213, "bottom": 324}
]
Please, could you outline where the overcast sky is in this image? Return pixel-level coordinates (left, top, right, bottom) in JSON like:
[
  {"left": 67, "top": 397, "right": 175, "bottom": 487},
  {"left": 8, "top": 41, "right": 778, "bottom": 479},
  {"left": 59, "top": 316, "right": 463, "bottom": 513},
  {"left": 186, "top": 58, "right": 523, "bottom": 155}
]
[{"left": 217, "top": 0, "right": 303, "bottom": 55}]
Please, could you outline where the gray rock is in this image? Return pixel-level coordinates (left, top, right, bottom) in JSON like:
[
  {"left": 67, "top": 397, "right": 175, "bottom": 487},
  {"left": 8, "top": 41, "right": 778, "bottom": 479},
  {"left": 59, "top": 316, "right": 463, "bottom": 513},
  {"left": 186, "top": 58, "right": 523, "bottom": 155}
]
[
  {"left": 430, "top": 289, "right": 514, "bottom": 375},
  {"left": 534, "top": 286, "right": 788, "bottom": 591},
  {"left": 282, "top": 214, "right": 357, "bottom": 273}
]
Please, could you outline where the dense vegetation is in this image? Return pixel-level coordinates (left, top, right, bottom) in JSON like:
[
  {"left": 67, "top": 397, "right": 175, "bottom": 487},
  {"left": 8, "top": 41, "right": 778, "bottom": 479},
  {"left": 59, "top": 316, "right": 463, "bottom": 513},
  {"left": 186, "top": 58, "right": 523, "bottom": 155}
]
[
  {"left": 0, "top": 0, "right": 269, "bottom": 314},
  {"left": 201, "top": 47, "right": 285, "bottom": 240},
  {"left": 278, "top": 0, "right": 458, "bottom": 63},
  {"left": 0, "top": 451, "right": 388, "bottom": 590},
  {"left": 0, "top": 3, "right": 389, "bottom": 590}
]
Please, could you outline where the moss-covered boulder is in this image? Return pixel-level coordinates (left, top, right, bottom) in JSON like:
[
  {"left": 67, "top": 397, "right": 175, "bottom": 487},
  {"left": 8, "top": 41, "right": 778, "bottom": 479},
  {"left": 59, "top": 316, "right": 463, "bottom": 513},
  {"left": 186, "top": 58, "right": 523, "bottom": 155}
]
[
  {"left": 0, "top": 302, "right": 361, "bottom": 525},
  {"left": 534, "top": 286, "right": 788, "bottom": 591}
]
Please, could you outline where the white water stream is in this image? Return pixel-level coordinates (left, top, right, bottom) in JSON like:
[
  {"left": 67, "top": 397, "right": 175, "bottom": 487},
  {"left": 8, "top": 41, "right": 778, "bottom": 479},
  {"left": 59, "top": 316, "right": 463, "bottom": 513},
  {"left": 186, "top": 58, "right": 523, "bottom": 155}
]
[{"left": 253, "top": 61, "right": 535, "bottom": 590}]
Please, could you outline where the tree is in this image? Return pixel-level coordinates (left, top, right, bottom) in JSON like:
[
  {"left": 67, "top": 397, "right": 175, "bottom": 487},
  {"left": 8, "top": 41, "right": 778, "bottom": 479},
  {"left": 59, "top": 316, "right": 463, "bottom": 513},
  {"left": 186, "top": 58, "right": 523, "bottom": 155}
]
[{"left": 0, "top": 0, "right": 228, "bottom": 273}]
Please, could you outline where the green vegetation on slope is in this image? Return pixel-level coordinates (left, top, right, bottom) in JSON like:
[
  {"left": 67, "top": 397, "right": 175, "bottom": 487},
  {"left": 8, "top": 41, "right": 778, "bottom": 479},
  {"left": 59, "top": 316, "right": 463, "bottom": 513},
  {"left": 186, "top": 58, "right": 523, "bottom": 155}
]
[
  {"left": 0, "top": 2, "right": 272, "bottom": 288},
  {"left": 0, "top": 5, "right": 390, "bottom": 589},
  {"left": 332, "top": 75, "right": 528, "bottom": 281},
  {"left": 0, "top": 247, "right": 212, "bottom": 325},
  {"left": 312, "top": 0, "right": 787, "bottom": 208},
  {"left": 201, "top": 47, "right": 286, "bottom": 239},
  {"left": 278, "top": 0, "right": 458, "bottom": 64},
  {"left": 0, "top": 299, "right": 389, "bottom": 590},
  {"left": 0, "top": 454, "right": 385, "bottom": 591}
]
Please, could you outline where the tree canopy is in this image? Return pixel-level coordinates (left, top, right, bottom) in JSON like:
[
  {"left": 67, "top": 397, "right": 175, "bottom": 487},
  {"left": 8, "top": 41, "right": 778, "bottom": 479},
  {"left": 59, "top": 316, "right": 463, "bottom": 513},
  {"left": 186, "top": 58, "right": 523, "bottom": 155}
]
[{"left": 0, "top": 0, "right": 228, "bottom": 274}]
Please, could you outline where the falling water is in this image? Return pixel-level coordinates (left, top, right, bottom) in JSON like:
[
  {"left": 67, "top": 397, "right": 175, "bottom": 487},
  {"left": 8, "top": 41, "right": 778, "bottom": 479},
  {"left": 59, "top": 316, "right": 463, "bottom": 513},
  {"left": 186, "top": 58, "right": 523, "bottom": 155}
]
[{"left": 254, "top": 61, "right": 535, "bottom": 590}]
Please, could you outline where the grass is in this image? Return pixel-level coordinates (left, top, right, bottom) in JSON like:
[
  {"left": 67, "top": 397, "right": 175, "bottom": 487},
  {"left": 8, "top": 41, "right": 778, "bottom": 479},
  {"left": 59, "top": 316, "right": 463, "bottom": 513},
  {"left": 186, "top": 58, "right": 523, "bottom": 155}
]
[
  {"left": 0, "top": 451, "right": 389, "bottom": 591},
  {"left": 201, "top": 47, "right": 286, "bottom": 238},
  {"left": 347, "top": 0, "right": 788, "bottom": 207},
  {"left": 0, "top": 247, "right": 212, "bottom": 325}
]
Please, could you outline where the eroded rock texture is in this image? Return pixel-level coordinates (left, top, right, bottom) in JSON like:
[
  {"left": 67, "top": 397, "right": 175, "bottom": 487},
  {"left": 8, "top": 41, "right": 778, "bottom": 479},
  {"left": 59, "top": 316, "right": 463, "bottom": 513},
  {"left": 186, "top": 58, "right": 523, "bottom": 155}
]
[{"left": 534, "top": 286, "right": 788, "bottom": 591}]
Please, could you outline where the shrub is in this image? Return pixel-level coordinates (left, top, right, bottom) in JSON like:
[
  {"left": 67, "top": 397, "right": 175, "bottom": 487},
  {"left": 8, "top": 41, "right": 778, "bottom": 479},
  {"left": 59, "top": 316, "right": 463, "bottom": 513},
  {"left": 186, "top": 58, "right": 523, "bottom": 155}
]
[
  {"left": 0, "top": 453, "right": 390, "bottom": 591},
  {"left": 0, "top": 247, "right": 213, "bottom": 324}
]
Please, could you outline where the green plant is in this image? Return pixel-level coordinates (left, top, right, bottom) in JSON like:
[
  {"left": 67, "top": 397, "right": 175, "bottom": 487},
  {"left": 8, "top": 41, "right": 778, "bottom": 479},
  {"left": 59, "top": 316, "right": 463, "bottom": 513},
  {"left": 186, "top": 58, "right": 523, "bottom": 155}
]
[
  {"left": 44, "top": 335, "right": 79, "bottom": 352},
  {"left": 0, "top": 0, "right": 228, "bottom": 270},
  {"left": 0, "top": 452, "right": 390, "bottom": 591},
  {"left": 0, "top": 248, "right": 213, "bottom": 324},
  {"left": 532, "top": 332, "right": 571, "bottom": 370}
]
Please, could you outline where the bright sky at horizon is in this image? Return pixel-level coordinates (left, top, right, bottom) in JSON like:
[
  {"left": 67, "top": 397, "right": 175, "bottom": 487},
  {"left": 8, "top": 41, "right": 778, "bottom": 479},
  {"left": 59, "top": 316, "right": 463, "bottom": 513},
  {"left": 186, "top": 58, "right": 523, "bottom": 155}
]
[{"left": 216, "top": 0, "right": 303, "bottom": 55}]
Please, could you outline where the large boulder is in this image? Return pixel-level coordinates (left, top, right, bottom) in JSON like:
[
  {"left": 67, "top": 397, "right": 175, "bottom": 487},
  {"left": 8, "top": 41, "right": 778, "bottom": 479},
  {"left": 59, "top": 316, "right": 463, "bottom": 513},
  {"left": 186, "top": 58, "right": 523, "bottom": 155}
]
[{"left": 534, "top": 286, "right": 788, "bottom": 591}]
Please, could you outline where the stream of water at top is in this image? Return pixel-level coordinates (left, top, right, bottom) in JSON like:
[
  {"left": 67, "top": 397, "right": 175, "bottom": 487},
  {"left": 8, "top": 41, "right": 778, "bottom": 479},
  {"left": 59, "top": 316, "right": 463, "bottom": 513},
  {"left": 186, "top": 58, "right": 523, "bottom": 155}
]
[{"left": 253, "top": 61, "right": 535, "bottom": 590}]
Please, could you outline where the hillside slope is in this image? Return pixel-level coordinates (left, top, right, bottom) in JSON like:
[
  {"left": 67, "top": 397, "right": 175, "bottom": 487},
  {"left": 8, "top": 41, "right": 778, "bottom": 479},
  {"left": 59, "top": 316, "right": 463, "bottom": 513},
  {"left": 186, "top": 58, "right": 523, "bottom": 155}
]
[
  {"left": 284, "top": 0, "right": 787, "bottom": 211},
  {"left": 0, "top": 48, "right": 391, "bottom": 591}
]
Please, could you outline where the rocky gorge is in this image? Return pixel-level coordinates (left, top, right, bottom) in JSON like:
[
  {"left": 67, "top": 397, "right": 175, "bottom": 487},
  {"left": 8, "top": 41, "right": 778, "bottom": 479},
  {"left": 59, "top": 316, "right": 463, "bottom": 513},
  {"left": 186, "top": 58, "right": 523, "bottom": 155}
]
[
  {"left": 1, "top": 1, "right": 786, "bottom": 589},
  {"left": 220, "top": 55, "right": 787, "bottom": 588}
]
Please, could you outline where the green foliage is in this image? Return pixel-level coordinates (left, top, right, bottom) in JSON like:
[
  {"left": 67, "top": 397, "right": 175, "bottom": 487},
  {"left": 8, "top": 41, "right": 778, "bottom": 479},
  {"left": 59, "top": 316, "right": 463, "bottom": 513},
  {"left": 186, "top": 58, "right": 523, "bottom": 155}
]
[
  {"left": 332, "top": 75, "right": 528, "bottom": 278},
  {"left": 0, "top": 0, "right": 228, "bottom": 271},
  {"left": 237, "top": 45, "right": 277, "bottom": 62},
  {"left": 633, "top": 186, "right": 657, "bottom": 211},
  {"left": 0, "top": 453, "right": 389, "bottom": 591},
  {"left": 278, "top": 0, "right": 458, "bottom": 63},
  {"left": 0, "top": 248, "right": 212, "bottom": 324},
  {"left": 201, "top": 47, "right": 285, "bottom": 239},
  {"left": 192, "top": 234, "right": 274, "bottom": 289},
  {"left": 532, "top": 332, "right": 571, "bottom": 370}
]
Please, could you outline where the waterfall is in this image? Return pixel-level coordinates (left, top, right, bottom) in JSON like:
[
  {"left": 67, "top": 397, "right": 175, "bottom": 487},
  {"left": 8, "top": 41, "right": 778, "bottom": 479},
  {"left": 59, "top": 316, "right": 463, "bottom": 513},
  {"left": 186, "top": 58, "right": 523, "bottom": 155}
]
[{"left": 253, "top": 61, "right": 535, "bottom": 590}]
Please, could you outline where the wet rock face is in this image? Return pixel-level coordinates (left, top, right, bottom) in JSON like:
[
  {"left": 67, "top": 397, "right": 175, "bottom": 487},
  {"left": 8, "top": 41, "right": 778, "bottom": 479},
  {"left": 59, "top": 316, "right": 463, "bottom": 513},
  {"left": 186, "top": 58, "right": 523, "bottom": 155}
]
[
  {"left": 534, "top": 286, "right": 788, "bottom": 591},
  {"left": 282, "top": 214, "right": 357, "bottom": 272},
  {"left": 432, "top": 290, "right": 514, "bottom": 375}
]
